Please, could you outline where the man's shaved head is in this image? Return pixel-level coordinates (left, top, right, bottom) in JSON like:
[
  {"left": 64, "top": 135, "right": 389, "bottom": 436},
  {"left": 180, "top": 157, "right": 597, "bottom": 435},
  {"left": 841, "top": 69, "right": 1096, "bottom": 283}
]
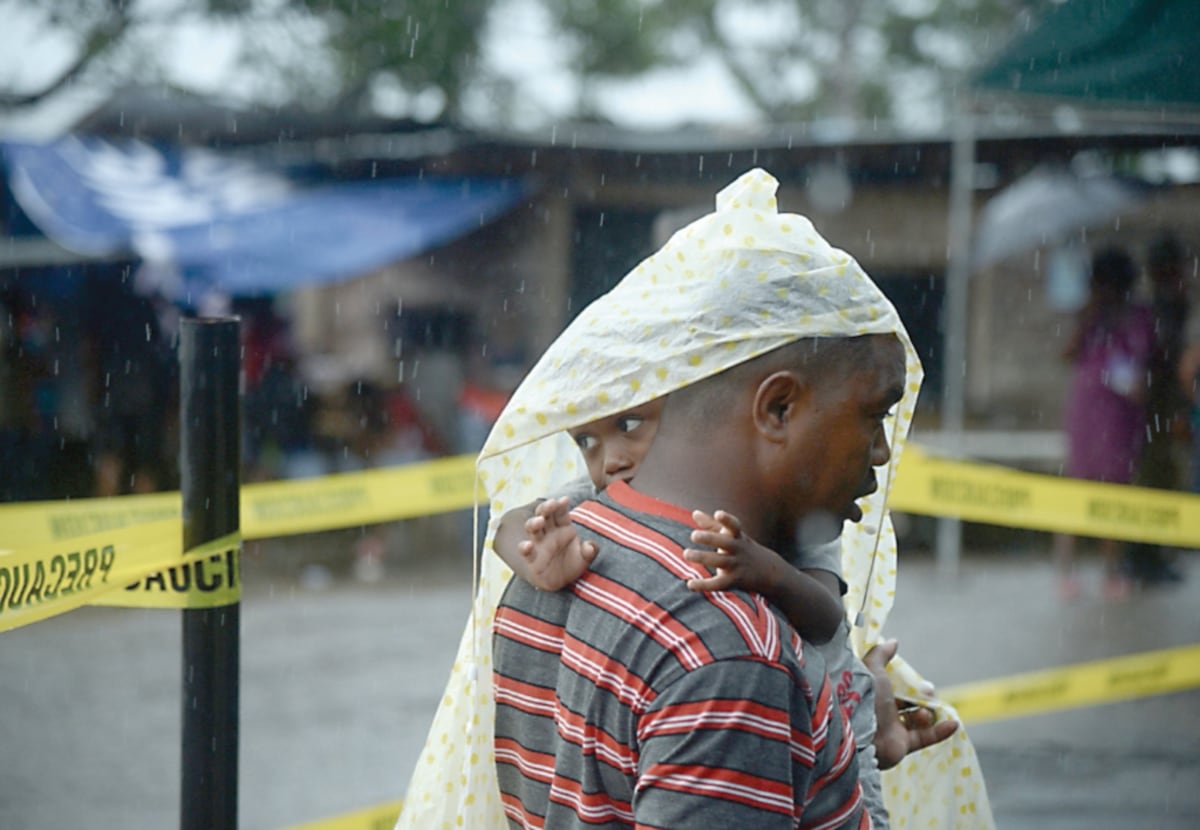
[{"left": 662, "top": 335, "right": 882, "bottom": 429}]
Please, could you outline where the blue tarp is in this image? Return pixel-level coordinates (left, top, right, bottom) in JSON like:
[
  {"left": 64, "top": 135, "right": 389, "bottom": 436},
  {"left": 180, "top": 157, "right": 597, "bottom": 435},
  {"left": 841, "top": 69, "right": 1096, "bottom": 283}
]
[{"left": 1, "top": 136, "right": 529, "bottom": 296}]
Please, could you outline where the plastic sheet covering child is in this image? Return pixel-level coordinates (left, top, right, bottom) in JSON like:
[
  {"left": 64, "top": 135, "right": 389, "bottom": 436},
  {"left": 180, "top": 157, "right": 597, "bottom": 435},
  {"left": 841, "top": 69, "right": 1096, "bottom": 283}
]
[{"left": 394, "top": 168, "right": 995, "bottom": 829}]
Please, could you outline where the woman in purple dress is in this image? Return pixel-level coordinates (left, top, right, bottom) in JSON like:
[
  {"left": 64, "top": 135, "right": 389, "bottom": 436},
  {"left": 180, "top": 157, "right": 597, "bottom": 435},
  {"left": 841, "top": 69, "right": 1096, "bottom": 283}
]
[{"left": 1056, "top": 246, "right": 1156, "bottom": 600}]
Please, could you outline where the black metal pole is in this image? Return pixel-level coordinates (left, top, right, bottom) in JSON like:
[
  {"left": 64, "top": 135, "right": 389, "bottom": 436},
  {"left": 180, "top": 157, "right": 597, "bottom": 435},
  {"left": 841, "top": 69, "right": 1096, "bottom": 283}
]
[{"left": 180, "top": 317, "right": 241, "bottom": 830}]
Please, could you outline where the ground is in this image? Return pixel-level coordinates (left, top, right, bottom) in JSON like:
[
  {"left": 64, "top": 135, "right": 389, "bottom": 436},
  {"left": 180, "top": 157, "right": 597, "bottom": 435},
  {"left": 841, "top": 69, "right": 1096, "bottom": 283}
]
[{"left": 1, "top": 525, "right": 1196, "bottom": 829}]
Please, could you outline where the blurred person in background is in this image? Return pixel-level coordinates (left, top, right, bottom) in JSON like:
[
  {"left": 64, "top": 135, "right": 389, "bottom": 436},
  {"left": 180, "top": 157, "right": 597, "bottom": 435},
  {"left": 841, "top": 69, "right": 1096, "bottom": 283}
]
[
  {"left": 1054, "top": 246, "right": 1156, "bottom": 601},
  {"left": 1180, "top": 295, "right": 1200, "bottom": 495},
  {"left": 88, "top": 272, "right": 174, "bottom": 497},
  {"left": 0, "top": 286, "right": 33, "bottom": 500},
  {"left": 338, "top": 379, "right": 394, "bottom": 582},
  {"left": 239, "top": 300, "right": 321, "bottom": 481},
  {"left": 243, "top": 348, "right": 319, "bottom": 482},
  {"left": 2, "top": 279, "right": 100, "bottom": 501},
  {"left": 453, "top": 335, "right": 524, "bottom": 557},
  {"left": 1124, "top": 233, "right": 1192, "bottom": 584},
  {"left": 337, "top": 377, "right": 444, "bottom": 582}
]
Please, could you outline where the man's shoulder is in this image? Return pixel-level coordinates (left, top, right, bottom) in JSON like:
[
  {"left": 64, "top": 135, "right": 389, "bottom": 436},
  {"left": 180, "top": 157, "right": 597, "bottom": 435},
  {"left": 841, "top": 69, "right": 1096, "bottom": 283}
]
[
  {"left": 571, "top": 489, "right": 693, "bottom": 564},
  {"left": 570, "top": 493, "right": 699, "bottom": 603}
]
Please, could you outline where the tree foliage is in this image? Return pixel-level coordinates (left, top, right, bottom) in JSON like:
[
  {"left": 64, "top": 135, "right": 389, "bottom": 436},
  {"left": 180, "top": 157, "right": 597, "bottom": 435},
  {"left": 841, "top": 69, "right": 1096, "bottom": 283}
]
[
  {"left": 292, "top": 0, "right": 490, "bottom": 116},
  {"left": 0, "top": 0, "right": 1053, "bottom": 126},
  {"left": 550, "top": 0, "right": 1054, "bottom": 123}
]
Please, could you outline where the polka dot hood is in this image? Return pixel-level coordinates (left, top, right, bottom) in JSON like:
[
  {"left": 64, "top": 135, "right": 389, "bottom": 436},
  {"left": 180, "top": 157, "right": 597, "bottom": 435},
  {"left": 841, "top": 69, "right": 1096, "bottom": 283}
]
[{"left": 476, "top": 166, "right": 922, "bottom": 646}]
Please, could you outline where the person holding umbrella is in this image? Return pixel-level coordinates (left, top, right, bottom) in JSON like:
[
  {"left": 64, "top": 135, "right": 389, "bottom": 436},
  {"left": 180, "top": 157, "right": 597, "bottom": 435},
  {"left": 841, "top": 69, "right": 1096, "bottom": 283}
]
[{"left": 1055, "top": 245, "right": 1156, "bottom": 600}]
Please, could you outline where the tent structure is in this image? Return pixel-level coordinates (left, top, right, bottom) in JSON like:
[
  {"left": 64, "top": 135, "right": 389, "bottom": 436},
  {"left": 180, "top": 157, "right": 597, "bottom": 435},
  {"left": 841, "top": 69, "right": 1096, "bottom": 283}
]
[
  {"left": 973, "top": 0, "right": 1200, "bottom": 111},
  {"left": 0, "top": 135, "right": 529, "bottom": 299}
]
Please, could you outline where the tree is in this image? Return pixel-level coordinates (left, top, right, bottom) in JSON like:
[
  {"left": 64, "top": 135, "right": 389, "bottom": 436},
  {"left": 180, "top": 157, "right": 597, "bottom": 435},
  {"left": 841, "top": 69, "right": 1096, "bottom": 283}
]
[
  {"left": 547, "top": 0, "right": 1055, "bottom": 125},
  {"left": 0, "top": 0, "right": 490, "bottom": 119},
  {"left": 0, "top": 0, "right": 1053, "bottom": 128},
  {"left": 292, "top": 0, "right": 491, "bottom": 118}
]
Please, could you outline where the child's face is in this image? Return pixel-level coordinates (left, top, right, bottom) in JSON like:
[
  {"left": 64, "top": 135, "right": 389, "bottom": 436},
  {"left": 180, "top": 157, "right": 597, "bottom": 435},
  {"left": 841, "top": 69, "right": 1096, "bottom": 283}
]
[{"left": 568, "top": 398, "right": 665, "bottom": 490}]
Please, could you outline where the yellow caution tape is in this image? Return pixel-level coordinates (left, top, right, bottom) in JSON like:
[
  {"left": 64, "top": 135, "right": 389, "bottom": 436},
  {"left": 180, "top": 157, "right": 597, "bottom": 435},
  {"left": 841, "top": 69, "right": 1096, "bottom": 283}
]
[
  {"left": 0, "top": 454, "right": 481, "bottom": 548},
  {"left": 0, "top": 456, "right": 481, "bottom": 623},
  {"left": 241, "top": 454, "right": 482, "bottom": 540},
  {"left": 0, "top": 527, "right": 238, "bottom": 632},
  {"left": 940, "top": 643, "right": 1200, "bottom": 724},
  {"left": 91, "top": 541, "right": 240, "bottom": 610},
  {"left": 2, "top": 446, "right": 1197, "bottom": 624},
  {"left": 0, "top": 491, "right": 181, "bottom": 547},
  {"left": 891, "top": 444, "right": 1200, "bottom": 548},
  {"left": 5, "top": 447, "right": 1196, "bottom": 552},
  {"left": 287, "top": 800, "right": 403, "bottom": 830}
]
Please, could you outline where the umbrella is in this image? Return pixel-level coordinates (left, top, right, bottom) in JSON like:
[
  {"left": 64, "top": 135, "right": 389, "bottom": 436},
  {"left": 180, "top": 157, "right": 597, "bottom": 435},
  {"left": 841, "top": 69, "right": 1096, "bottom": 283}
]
[{"left": 972, "top": 166, "right": 1151, "bottom": 270}]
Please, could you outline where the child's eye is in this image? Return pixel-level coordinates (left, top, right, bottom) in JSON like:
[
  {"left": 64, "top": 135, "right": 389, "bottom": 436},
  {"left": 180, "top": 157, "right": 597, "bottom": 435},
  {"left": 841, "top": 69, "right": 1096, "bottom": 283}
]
[
  {"left": 616, "top": 415, "right": 645, "bottom": 433},
  {"left": 574, "top": 434, "right": 598, "bottom": 451}
]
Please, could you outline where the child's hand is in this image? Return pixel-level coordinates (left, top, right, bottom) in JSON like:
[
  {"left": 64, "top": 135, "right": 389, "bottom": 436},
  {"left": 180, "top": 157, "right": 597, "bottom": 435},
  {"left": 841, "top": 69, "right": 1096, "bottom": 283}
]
[
  {"left": 863, "top": 639, "right": 959, "bottom": 769},
  {"left": 683, "top": 509, "right": 789, "bottom": 595},
  {"left": 517, "top": 496, "right": 598, "bottom": 592}
]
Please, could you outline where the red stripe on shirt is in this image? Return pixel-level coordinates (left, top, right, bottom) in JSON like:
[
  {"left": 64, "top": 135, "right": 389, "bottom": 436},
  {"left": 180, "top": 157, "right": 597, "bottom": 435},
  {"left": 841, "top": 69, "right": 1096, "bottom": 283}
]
[
  {"left": 555, "top": 703, "right": 639, "bottom": 777},
  {"left": 562, "top": 631, "right": 657, "bottom": 712},
  {"left": 548, "top": 775, "right": 636, "bottom": 825},
  {"left": 801, "top": 784, "right": 868, "bottom": 830},
  {"left": 573, "top": 572, "right": 713, "bottom": 670},
  {"left": 494, "top": 675, "right": 558, "bottom": 719},
  {"left": 637, "top": 694, "right": 792, "bottom": 744},
  {"left": 808, "top": 673, "right": 836, "bottom": 754},
  {"left": 638, "top": 763, "right": 795, "bottom": 815},
  {"left": 806, "top": 700, "right": 858, "bottom": 800},
  {"left": 499, "top": 789, "right": 546, "bottom": 830},
  {"left": 495, "top": 606, "right": 567, "bottom": 655},
  {"left": 495, "top": 737, "right": 556, "bottom": 784},
  {"left": 574, "top": 500, "right": 782, "bottom": 661}
]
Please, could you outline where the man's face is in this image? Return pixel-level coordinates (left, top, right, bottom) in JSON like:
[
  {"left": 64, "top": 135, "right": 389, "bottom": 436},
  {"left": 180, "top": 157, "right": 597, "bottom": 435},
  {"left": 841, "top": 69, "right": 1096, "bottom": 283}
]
[
  {"left": 568, "top": 397, "right": 665, "bottom": 490},
  {"left": 787, "top": 335, "right": 907, "bottom": 534}
]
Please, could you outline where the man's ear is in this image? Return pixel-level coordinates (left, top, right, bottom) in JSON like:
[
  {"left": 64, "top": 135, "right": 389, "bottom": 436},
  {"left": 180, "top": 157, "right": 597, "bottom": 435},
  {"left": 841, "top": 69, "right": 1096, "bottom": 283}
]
[{"left": 752, "top": 371, "right": 807, "bottom": 443}]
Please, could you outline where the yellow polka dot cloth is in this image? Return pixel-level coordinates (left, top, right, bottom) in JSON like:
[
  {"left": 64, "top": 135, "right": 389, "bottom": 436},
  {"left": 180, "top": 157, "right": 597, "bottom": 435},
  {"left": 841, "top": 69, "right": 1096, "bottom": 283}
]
[{"left": 394, "top": 168, "right": 994, "bottom": 829}]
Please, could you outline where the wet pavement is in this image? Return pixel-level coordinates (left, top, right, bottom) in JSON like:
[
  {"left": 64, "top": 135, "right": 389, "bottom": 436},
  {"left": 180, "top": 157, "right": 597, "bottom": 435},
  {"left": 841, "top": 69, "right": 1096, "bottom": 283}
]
[
  {"left": 1, "top": 528, "right": 1197, "bottom": 829},
  {"left": 886, "top": 547, "right": 1200, "bottom": 830}
]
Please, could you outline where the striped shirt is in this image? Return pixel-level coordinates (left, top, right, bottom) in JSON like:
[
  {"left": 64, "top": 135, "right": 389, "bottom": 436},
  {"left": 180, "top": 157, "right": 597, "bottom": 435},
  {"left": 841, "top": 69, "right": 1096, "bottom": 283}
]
[{"left": 493, "top": 480, "right": 867, "bottom": 829}]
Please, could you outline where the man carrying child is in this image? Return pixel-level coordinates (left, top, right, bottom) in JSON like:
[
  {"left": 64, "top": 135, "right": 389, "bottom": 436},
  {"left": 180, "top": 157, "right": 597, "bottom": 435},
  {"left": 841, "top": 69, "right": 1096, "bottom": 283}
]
[{"left": 395, "top": 168, "right": 993, "bottom": 829}]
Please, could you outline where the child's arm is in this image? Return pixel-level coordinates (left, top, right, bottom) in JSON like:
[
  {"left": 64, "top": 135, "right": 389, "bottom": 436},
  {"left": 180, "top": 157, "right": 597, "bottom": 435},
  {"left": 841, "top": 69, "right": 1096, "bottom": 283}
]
[
  {"left": 683, "top": 509, "right": 844, "bottom": 645},
  {"left": 492, "top": 496, "right": 598, "bottom": 592}
]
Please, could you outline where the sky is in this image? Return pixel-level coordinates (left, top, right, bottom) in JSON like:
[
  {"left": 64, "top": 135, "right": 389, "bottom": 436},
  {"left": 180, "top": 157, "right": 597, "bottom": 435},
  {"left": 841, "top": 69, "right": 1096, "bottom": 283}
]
[
  {"left": 477, "top": 0, "right": 765, "bottom": 130},
  {"left": 0, "top": 0, "right": 776, "bottom": 140}
]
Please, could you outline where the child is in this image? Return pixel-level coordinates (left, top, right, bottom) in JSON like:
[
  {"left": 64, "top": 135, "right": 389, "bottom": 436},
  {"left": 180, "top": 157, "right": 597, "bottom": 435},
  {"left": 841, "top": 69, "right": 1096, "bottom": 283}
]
[{"left": 491, "top": 399, "right": 955, "bottom": 828}]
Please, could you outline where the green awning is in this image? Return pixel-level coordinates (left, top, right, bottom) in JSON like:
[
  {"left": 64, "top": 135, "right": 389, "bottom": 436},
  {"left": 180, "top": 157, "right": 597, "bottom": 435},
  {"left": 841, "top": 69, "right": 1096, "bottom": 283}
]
[{"left": 974, "top": 0, "right": 1200, "bottom": 109}]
